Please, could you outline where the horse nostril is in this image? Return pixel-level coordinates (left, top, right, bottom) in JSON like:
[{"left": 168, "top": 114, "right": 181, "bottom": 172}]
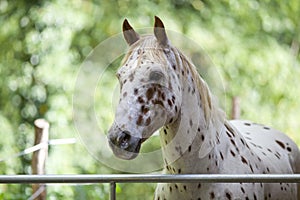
[{"left": 116, "top": 131, "right": 131, "bottom": 149}]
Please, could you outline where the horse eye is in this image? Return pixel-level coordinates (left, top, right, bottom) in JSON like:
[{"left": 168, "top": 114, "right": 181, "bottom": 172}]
[{"left": 149, "top": 71, "right": 164, "bottom": 81}]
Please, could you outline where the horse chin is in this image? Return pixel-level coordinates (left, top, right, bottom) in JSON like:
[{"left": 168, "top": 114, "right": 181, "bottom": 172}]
[{"left": 109, "top": 139, "right": 142, "bottom": 160}]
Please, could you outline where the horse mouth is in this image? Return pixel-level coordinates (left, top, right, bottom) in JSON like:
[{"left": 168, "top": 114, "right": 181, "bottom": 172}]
[{"left": 108, "top": 135, "right": 142, "bottom": 160}]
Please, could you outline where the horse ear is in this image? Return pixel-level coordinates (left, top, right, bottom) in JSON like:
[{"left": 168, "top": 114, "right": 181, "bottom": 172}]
[
  {"left": 123, "top": 19, "right": 140, "bottom": 45},
  {"left": 154, "top": 16, "right": 169, "bottom": 46}
]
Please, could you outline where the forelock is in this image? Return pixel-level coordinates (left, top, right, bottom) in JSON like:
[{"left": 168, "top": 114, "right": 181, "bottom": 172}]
[{"left": 121, "top": 35, "right": 169, "bottom": 68}]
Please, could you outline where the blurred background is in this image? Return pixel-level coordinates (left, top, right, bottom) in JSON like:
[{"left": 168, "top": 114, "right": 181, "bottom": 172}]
[{"left": 0, "top": 0, "right": 299, "bottom": 199}]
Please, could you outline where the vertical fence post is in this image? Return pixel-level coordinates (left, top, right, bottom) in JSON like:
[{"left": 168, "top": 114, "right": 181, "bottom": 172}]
[
  {"left": 110, "top": 182, "right": 116, "bottom": 200},
  {"left": 31, "top": 119, "right": 49, "bottom": 200},
  {"left": 231, "top": 96, "right": 240, "bottom": 120}
]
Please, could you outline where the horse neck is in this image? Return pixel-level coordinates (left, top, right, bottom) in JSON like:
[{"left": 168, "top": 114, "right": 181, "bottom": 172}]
[{"left": 160, "top": 59, "right": 225, "bottom": 174}]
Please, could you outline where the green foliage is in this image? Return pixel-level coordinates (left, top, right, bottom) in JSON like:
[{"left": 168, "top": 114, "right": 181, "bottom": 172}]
[{"left": 0, "top": 0, "right": 299, "bottom": 199}]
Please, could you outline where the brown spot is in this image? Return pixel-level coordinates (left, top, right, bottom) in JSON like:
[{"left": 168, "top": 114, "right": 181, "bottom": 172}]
[
  {"left": 136, "top": 115, "right": 143, "bottom": 126},
  {"left": 192, "top": 87, "right": 196, "bottom": 94},
  {"left": 153, "top": 99, "right": 164, "bottom": 107},
  {"left": 230, "top": 139, "right": 236, "bottom": 147},
  {"left": 164, "top": 129, "right": 167, "bottom": 135},
  {"left": 267, "top": 148, "right": 272, "bottom": 153},
  {"left": 275, "top": 140, "right": 285, "bottom": 149},
  {"left": 226, "top": 131, "right": 232, "bottom": 138},
  {"left": 161, "top": 92, "right": 166, "bottom": 100},
  {"left": 244, "top": 122, "right": 251, "bottom": 126},
  {"left": 145, "top": 117, "right": 151, "bottom": 126},
  {"left": 216, "top": 136, "right": 220, "bottom": 144},
  {"left": 201, "top": 134, "right": 205, "bottom": 141},
  {"left": 146, "top": 88, "right": 154, "bottom": 100},
  {"left": 275, "top": 152, "right": 281, "bottom": 159},
  {"left": 230, "top": 150, "right": 236, "bottom": 157},
  {"left": 123, "top": 92, "right": 127, "bottom": 97},
  {"left": 250, "top": 164, "right": 254, "bottom": 173},
  {"left": 241, "top": 156, "right": 248, "bottom": 164},
  {"left": 137, "top": 96, "right": 144, "bottom": 103},
  {"left": 210, "top": 192, "right": 215, "bottom": 199},
  {"left": 246, "top": 137, "right": 252, "bottom": 141},
  {"left": 241, "top": 187, "right": 245, "bottom": 193},
  {"left": 219, "top": 152, "right": 224, "bottom": 160},
  {"left": 225, "top": 192, "right": 231, "bottom": 200},
  {"left": 129, "top": 73, "right": 134, "bottom": 82},
  {"left": 230, "top": 130, "right": 235, "bottom": 137},
  {"left": 175, "top": 146, "right": 183, "bottom": 155},
  {"left": 167, "top": 99, "right": 173, "bottom": 107},
  {"left": 134, "top": 88, "right": 138, "bottom": 95},
  {"left": 141, "top": 105, "right": 149, "bottom": 114},
  {"left": 171, "top": 95, "right": 176, "bottom": 103},
  {"left": 188, "top": 145, "right": 192, "bottom": 152},
  {"left": 240, "top": 138, "right": 245, "bottom": 145},
  {"left": 257, "top": 156, "right": 262, "bottom": 162},
  {"left": 254, "top": 193, "right": 257, "bottom": 200},
  {"left": 166, "top": 165, "right": 170, "bottom": 171}
]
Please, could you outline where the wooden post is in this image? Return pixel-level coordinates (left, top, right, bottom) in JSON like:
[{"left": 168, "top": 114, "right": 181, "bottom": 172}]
[
  {"left": 231, "top": 96, "right": 240, "bottom": 120},
  {"left": 31, "top": 119, "right": 49, "bottom": 200}
]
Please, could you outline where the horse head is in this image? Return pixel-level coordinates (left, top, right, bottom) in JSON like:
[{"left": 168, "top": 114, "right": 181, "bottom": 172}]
[{"left": 107, "top": 17, "right": 182, "bottom": 160}]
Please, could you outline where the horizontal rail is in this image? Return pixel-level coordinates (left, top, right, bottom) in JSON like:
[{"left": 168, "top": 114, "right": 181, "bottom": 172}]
[{"left": 0, "top": 174, "right": 300, "bottom": 184}]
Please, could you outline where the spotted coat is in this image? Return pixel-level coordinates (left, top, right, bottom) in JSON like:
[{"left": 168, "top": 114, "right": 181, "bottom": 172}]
[{"left": 107, "top": 17, "right": 300, "bottom": 200}]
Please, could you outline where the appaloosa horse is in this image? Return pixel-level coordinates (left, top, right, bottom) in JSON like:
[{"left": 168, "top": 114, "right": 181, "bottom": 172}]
[{"left": 107, "top": 16, "right": 300, "bottom": 200}]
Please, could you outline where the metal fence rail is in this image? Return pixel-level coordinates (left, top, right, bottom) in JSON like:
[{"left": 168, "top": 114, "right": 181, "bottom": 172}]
[{"left": 1, "top": 174, "right": 300, "bottom": 200}]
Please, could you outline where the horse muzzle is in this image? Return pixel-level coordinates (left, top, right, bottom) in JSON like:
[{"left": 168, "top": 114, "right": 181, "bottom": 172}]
[{"left": 108, "top": 130, "right": 142, "bottom": 160}]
